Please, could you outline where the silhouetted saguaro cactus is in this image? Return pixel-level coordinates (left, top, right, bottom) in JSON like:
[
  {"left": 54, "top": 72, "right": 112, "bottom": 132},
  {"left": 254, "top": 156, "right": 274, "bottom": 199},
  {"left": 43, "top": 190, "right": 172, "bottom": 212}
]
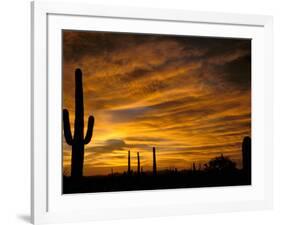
[
  {"left": 63, "top": 68, "right": 95, "bottom": 178},
  {"left": 137, "top": 152, "right": 140, "bottom": 176},
  {"left": 153, "top": 147, "right": 157, "bottom": 176},
  {"left": 192, "top": 162, "right": 196, "bottom": 172},
  {"left": 128, "top": 150, "right": 131, "bottom": 175},
  {"left": 242, "top": 136, "right": 251, "bottom": 179}
]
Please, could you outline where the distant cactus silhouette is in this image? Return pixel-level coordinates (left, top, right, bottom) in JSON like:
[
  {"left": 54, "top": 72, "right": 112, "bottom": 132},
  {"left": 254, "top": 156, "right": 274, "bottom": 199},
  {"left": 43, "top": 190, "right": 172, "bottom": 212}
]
[
  {"left": 128, "top": 150, "right": 131, "bottom": 175},
  {"left": 153, "top": 147, "right": 157, "bottom": 176},
  {"left": 137, "top": 152, "right": 140, "bottom": 176},
  {"left": 242, "top": 136, "right": 251, "bottom": 178},
  {"left": 192, "top": 162, "right": 196, "bottom": 172},
  {"left": 63, "top": 68, "right": 95, "bottom": 178}
]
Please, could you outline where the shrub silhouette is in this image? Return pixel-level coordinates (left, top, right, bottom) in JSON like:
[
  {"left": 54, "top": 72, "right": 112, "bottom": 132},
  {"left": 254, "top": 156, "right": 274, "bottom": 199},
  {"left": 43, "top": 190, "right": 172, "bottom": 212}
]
[
  {"left": 63, "top": 68, "right": 95, "bottom": 178},
  {"left": 204, "top": 154, "right": 236, "bottom": 173}
]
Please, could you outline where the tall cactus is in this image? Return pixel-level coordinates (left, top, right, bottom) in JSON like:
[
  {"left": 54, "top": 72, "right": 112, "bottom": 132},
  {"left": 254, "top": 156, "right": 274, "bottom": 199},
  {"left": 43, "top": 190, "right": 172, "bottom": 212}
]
[
  {"left": 128, "top": 150, "right": 131, "bottom": 175},
  {"left": 137, "top": 152, "right": 140, "bottom": 176},
  {"left": 242, "top": 136, "right": 251, "bottom": 179},
  {"left": 153, "top": 147, "right": 157, "bottom": 176},
  {"left": 192, "top": 162, "right": 196, "bottom": 172},
  {"left": 63, "top": 68, "right": 94, "bottom": 178}
]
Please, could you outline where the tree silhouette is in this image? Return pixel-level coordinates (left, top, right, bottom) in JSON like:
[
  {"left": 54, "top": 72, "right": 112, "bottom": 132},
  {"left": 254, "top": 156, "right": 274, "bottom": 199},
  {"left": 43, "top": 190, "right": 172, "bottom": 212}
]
[
  {"left": 63, "top": 68, "right": 95, "bottom": 178},
  {"left": 204, "top": 154, "right": 236, "bottom": 173}
]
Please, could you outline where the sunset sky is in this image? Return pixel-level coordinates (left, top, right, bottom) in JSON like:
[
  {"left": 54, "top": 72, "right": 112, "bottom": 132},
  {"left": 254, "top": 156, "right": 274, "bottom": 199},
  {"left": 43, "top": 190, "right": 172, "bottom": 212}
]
[{"left": 62, "top": 30, "right": 251, "bottom": 176}]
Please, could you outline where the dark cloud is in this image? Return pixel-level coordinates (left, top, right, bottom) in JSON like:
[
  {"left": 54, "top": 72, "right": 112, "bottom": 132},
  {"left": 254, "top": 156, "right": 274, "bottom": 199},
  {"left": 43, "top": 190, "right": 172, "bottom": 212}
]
[
  {"left": 209, "top": 113, "right": 251, "bottom": 123},
  {"left": 220, "top": 55, "right": 251, "bottom": 89},
  {"left": 183, "top": 142, "right": 241, "bottom": 152},
  {"left": 87, "top": 139, "right": 127, "bottom": 153},
  {"left": 86, "top": 138, "right": 152, "bottom": 154},
  {"left": 107, "top": 107, "right": 150, "bottom": 123},
  {"left": 125, "top": 136, "right": 169, "bottom": 142},
  {"left": 63, "top": 31, "right": 172, "bottom": 61}
]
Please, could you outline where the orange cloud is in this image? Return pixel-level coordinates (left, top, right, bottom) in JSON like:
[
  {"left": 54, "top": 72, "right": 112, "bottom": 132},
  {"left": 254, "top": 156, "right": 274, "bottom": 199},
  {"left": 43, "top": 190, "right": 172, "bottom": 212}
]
[{"left": 63, "top": 31, "right": 251, "bottom": 176}]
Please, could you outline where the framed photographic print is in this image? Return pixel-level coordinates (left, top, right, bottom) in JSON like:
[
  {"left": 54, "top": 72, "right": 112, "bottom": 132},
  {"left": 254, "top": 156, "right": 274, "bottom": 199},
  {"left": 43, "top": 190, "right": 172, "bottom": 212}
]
[{"left": 31, "top": 1, "right": 273, "bottom": 224}]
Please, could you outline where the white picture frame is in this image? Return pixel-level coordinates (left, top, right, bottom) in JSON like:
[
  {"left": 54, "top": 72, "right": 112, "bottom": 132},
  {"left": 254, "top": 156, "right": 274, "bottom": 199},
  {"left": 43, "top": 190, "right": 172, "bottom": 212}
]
[{"left": 31, "top": 1, "right": 273, "bottom": 224}]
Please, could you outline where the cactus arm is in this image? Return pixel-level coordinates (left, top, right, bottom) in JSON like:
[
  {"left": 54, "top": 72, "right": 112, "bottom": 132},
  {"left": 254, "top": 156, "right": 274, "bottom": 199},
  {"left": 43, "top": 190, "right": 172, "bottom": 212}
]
[
  {"left": 84, "top": 115, "right": 94, "bottom": 144},
  {"left": 63, "top": 109, "right": 73, "bottom": 145}
]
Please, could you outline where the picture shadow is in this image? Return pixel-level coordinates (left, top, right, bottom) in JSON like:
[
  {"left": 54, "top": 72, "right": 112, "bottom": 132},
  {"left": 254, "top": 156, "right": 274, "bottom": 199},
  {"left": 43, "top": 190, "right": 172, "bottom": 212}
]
[{"left": 17, "top": 214, "right": 30, "bottom": 223}]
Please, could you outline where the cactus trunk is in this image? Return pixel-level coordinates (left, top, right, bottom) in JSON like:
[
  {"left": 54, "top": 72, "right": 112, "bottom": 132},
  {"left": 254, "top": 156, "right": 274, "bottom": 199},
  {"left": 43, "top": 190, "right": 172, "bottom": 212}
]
[
  {"left": 137, "top": 152, "right": 140, "bottom": 176},
  {"left": 192, "top": 162, "right": 196, "bottom": 172},
  {"left": 242, "top": 136, "right": 251, "bottom": 179},
  {"left": 63, "top": 68, "right": 95, "bottom": 179},
  {"left": 153, "top": 147, "right": 157, "bottom": 176},
  {"left": 128, "top": 150, "right": 131, "bottom": 175}
]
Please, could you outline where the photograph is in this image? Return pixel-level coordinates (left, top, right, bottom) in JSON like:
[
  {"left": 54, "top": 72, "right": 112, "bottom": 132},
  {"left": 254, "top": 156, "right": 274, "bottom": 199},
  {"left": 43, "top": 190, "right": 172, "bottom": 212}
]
[{"left": 62, "top": 30, "right": 251, "bottom": 194}]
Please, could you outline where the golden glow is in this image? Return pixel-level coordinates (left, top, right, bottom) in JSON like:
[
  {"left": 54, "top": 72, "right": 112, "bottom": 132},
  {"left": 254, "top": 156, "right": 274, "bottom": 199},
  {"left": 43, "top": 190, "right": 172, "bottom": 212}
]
[{"left": 63, "top": 31, "right": 251, "bottom": 176}]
